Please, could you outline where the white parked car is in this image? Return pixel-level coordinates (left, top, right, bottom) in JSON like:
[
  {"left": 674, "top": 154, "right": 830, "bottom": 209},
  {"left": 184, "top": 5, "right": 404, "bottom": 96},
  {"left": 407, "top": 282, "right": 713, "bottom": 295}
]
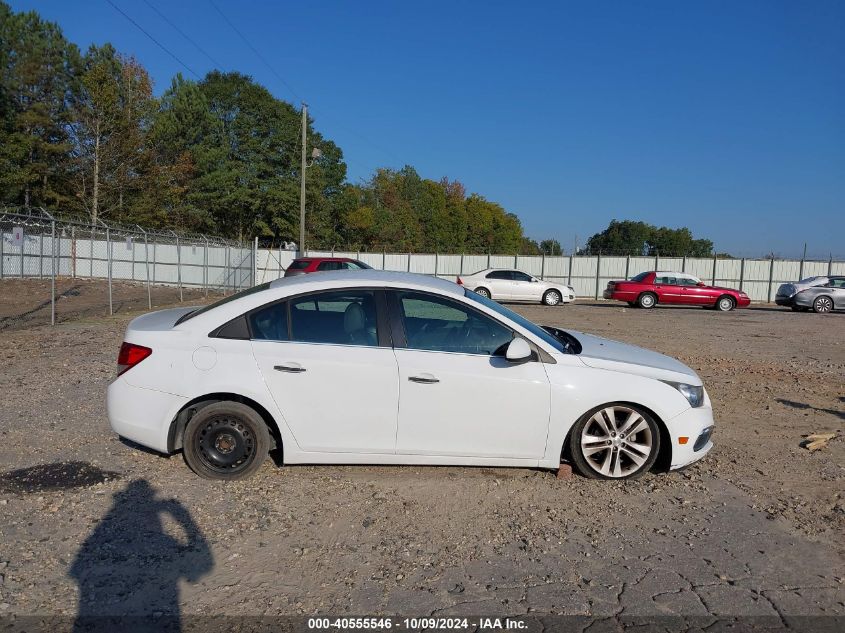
[
  {"left": 457, "top": 269, "right": 575, "bottom": 305},
  {"left": 108, "top": 271, "right": 714, "bottom": 481}
]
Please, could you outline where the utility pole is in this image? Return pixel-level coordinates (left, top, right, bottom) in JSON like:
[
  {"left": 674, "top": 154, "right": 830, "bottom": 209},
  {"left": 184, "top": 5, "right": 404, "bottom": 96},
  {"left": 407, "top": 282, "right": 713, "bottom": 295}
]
[{"left": 299, "top": 102, "right": 308, "bottom": 255}]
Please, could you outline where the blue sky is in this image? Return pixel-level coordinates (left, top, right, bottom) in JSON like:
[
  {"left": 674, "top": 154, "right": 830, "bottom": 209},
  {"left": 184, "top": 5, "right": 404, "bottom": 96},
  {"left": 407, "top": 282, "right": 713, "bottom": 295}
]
[{"left": 12, "top": 0, "right": 844, "bottom": 258}]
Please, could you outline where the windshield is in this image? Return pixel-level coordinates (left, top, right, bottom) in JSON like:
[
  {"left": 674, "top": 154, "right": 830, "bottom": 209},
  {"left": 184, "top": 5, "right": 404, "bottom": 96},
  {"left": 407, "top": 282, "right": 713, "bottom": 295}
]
[
  {"left": 464, "top": 289, "right": 569, "bottom": 354},
  {"left": 175, "top": 282, "right": 271, "bottom": 324}
]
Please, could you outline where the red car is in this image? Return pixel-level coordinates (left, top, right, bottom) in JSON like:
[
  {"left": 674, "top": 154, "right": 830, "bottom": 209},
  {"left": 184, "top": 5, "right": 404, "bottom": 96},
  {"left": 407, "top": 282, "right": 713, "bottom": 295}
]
[
  {"left": 604, "top": 271, "right": 751, "bottom": 311},
  {"left": 284, "top": 257, "right": 372, "bottom": 277}
]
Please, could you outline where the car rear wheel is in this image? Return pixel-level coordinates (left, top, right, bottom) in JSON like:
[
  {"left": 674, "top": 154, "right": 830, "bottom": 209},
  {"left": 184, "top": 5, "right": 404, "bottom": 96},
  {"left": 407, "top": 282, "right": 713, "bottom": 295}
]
[
  {"left": 543, "top": 289, "right": 562, "bottom": 306},
  {"left": 716, "top": 296, "right": 735, "bottom": 312},
  {"left": 570, "top": 404, "right": 660, "bottom": 480},
  {"left": 183, "top": 402, "right": 271, "bottom": 480},
  {"left": 813, "top": 296, "right": 834, "bottom": 313},
  {"left": 474, "top": 287, "right": 491, "bottom": 299},
  {"left": 637, "top": 293, "right": 657, "bottom": 309}
]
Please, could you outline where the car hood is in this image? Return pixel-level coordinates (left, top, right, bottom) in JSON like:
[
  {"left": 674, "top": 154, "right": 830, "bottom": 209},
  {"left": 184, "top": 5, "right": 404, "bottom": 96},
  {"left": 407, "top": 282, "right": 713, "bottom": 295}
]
[{"left": 567, "top": 330, "right": 701, "bottom": 384}]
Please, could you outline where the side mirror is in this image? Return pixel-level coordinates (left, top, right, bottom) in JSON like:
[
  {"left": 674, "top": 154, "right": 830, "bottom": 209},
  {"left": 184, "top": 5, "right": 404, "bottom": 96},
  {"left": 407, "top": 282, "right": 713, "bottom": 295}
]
[
  {"left": 697, "top": 281, "right": 706, "bottom": 287},
  {"left": 531, "top": 277, "right": 539, "bottom": 282},
  {"left": 505, "top": 337, "right": 533, "bottom": 362}
]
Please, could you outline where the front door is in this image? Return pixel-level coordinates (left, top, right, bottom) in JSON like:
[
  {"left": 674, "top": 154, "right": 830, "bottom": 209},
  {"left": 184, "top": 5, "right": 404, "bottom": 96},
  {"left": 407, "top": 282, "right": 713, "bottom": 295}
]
[
  {"left": 511, "top": 271, "right": 542, "bottom": 301},
  {"left": 250, "top": 289, "right": 399, "bottom": 454},
  {"left": 390, "top": 290, "right": 551, "bottom": 459}
]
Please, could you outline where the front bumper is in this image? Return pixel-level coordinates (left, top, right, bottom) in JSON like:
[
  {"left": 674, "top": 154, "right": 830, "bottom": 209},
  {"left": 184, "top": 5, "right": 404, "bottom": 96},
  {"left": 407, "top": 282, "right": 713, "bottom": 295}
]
[
  {"left": 664, "top": 404, "right": 715, "bottom": 470},
  {"left": 107, "top": 377, "right": 187, "bottom": 454}
]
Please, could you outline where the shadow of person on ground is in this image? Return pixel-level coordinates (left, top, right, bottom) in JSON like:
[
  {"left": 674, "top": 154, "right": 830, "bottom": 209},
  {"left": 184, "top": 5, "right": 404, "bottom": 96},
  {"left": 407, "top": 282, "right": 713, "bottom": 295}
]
[
  {"left": 69, "top": 479, "right": 213, "bottom": 632},
  {"left": 777, "top": 398, "right": 845, "bottom": 420}
]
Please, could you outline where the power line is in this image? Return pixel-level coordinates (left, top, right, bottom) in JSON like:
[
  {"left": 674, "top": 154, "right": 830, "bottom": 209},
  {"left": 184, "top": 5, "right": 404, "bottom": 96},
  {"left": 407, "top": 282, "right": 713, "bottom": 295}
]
[
  {"left": 206, "top": 0, "right": 401, "bottom": 167},
  {"left": 141, "top": 0, "right": 224, "bottom": 70},
  {"left": 208, "top": 0, "right": 302, "bottom": 102},
  {"left": 105, "top": 0, "right": 200, "bottom": 79}
]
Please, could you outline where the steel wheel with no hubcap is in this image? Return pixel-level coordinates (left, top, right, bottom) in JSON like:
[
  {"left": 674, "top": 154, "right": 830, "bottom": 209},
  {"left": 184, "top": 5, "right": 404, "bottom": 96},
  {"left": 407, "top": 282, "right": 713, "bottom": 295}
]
[{"left": 575, "top": 405, "right": 657, "bottom": 479}]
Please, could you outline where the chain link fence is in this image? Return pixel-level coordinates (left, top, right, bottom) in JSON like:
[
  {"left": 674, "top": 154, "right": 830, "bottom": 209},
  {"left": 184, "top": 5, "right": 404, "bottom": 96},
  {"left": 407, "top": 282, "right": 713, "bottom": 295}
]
[{"left": 0, "top": 207, "right": 254, "bottom": 330}]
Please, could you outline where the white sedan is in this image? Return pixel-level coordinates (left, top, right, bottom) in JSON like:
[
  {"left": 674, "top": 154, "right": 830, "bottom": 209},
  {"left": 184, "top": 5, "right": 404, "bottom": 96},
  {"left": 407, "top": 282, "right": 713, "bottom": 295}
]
[
  {"left": 458, "top": 268, "right": 575, "bottom": 305},
  {"left": 107, "top": 271, "right": 714, "bottom": 480}
]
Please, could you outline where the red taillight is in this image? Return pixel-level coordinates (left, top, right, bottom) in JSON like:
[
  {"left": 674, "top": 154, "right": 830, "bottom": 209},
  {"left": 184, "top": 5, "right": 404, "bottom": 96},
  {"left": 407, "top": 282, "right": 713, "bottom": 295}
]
[
  {"left": 456, "top": 276, "right": 463, "bottom": 285},
  {"left": 117, "top": 342, "right": 152, "bottom": 376}
]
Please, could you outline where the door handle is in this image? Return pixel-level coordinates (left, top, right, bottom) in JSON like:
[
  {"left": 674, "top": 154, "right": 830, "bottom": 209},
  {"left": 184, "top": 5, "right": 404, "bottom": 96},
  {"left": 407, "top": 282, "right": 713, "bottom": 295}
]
[
  {"left": 274, "top": 363, "right": 306, "bottom": 373},
  {"left": 409, "top": 374, "right": 439, "bottom": 384}
]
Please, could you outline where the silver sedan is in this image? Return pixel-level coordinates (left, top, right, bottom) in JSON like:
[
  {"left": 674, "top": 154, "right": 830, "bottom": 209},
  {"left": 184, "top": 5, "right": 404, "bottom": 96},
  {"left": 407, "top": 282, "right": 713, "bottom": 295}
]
[{"left": 787, "top": 276, "right": 845, "bottom": 313}]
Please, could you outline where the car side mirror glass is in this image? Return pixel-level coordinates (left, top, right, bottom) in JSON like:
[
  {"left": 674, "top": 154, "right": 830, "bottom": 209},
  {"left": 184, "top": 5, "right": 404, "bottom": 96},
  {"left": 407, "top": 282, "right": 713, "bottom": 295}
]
[
  {"left": 505, "top": 337, "right": 533, "bottom": 362},
  {"left": 697, "top": 282, "right": 705, "bottom": 286}
]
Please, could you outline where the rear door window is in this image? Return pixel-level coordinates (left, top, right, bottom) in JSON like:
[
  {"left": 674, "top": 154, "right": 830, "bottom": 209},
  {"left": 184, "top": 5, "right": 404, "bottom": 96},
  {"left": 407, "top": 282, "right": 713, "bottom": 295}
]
[
  {"left": 317, "top": 261, "right": 344, "bottom": 271},
  {"left": 289, "top": 290, "right": 379, "bottom": 346},
  {"left": 249, "top": 302, "right": 288, "bottom": 341},
  {"left": 486, "top": 271, "right": 513, "bottom": 280}
]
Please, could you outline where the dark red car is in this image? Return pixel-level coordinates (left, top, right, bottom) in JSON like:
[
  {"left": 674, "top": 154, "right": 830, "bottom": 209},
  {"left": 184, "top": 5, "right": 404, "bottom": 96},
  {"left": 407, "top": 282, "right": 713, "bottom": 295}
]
[
  {"left": 604, "top": 271, "right": 750, "bottom": 311},
  {"left": 284, "top": 256, "right": 372, "bottom": 277}
]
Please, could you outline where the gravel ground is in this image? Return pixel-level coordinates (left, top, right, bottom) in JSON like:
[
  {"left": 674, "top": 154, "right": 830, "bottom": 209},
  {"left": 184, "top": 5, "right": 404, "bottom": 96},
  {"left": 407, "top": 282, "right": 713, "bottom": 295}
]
[{"left": 0, "top": 286, "right": 843, "bottom": 627}]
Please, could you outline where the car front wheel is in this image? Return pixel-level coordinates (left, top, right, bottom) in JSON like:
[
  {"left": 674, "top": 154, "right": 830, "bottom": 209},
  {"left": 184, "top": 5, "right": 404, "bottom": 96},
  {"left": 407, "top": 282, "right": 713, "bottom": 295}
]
[
  {"left": 183, "top": 402, "right": 271, "bottom": 480},
  {"left": 570, "top": 404, "right": 660, "bottom": 480},
  {"left": 543, "top": 289, "right": 562, "bottom": 306},
  {"left": 474, "top": 287, "right": 491, "bottom": 299},
  {"left": 813, "top": 296, "right": 834, "bottom": 313},
  {"left": 716, "top": 296, "right": 735, "bottom": 312}
]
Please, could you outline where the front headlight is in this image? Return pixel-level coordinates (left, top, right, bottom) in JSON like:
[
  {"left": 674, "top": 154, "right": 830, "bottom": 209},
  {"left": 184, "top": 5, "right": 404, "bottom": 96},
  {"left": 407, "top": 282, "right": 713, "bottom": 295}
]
[{"left": 661, "top": 381, "right": 704, "bottom": 408}]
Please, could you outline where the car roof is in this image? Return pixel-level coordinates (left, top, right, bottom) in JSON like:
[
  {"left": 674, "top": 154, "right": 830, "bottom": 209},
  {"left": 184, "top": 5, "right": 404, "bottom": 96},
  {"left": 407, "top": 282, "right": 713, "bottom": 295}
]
[
  {"left": 293, "top": 256, "right": 359, "bottom": 262},
  {"left": 178, "top": 271, "right": 464, "bottom": 329},
  {"left": 268, "top": 269, "right": 461, "bottom": 293}
]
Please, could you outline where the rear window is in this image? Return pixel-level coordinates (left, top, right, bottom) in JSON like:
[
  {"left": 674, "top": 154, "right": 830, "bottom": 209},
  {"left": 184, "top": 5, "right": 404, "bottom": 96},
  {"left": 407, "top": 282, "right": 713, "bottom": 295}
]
[
  {"left": 288, "top": 260, "right": 311, "bottom": 270},
  {"left": 176, "top": 282, "right": 271, "bottom": 324},
  {"left": 631, "top": 272, "right": 650, "bottom": 282}
]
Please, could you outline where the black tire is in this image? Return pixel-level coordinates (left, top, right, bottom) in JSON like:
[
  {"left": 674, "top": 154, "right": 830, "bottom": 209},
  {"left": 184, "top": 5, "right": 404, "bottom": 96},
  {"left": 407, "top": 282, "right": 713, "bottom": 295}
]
[
  {"left": 474, "top": 287, "right": 491, "bottom": 299},
  {"left": 182, "top": 401, "right": 271, "bottom": 480},
  {"left": 569, "top": 404, "right": 661, "bottom": 480},
  {"left": 715, "top": 295, "right": 735, "bottom": 312},
  {"left": 637, "top": 292, "right": 657, "bottom": 309},
  {"left": 813, "top": 295, "right": 834, "bottom": 313},
  {"left": 543, "top": 289, "right": 562, "bottom": 306}
]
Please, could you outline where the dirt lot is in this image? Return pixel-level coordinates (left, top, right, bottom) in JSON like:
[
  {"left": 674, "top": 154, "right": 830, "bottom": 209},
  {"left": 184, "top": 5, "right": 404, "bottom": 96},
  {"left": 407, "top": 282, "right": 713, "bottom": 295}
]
[{"left": 0, "top": 284, "right": 842, "bottom": 627}]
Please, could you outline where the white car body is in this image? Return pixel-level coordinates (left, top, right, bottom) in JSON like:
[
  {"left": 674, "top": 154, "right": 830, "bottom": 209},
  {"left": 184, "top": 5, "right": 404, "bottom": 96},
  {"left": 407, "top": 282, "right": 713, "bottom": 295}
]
[
  {"left": 458, "top": 268, "right": 575, "bottom": 304},
  {"left": 107, "top": 271, "right": 713, "bottom": 476}
]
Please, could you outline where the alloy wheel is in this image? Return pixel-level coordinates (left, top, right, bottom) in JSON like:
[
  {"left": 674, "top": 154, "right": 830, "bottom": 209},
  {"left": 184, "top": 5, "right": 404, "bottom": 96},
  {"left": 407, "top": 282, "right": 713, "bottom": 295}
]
[
  {"left": 717, "top": 297, "right": 734, "bottom": 311},
  {"left": 579, "top": 406, "right": 654, "bottom": 478},
  {"left": 475, "top": 288, "right": 491, "bottom": 298},
  {"left": 544, "top": 290, "right": 561, "bottom": 306},
  {"left": 814, "top": 296, "right": 833, "bottom": 313}
]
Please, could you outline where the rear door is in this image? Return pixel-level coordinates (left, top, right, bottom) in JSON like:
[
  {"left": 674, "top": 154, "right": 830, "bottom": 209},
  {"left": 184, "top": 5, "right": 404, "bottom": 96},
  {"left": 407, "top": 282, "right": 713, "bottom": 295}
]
[
  {"left": 389, "top": 290, "right": 551, "bottom": 459},
  {"left": 484, "top": 271, "right": 515, "bottom": 299},
  {"left": 653, "top": 274, "right": 685, "bottom": 304},
  {"left": 250, "top": 289, "right": 399, "bottom": 454},
  {"left": 828, "top": 277, "right": 845, "bottom": 308}
]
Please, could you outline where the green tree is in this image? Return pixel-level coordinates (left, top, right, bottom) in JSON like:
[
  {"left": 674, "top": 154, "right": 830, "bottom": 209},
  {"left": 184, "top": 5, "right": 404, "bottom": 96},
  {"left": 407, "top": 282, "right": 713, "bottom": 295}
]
[
  {"left": 0, "top": 3, "right": 79, "bottom": 208},
  {"left": 540, "top": 238, "right": 563, "bottom": 255},
  {"left": 585, "top": 220, "right": 713, "bottom": 257}
]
